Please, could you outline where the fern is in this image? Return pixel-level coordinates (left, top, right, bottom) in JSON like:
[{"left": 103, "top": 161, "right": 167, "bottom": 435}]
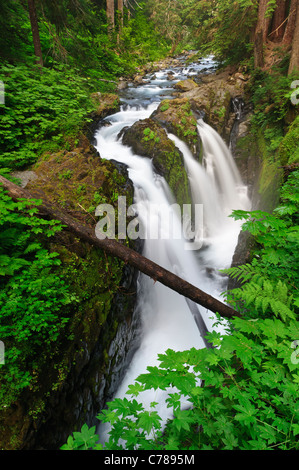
[
  {"left": 230, "top": 279, "right": 295, "bottom": 321},
  {"left": 222, "top": 263, "right": 261, "bottom": 284}
]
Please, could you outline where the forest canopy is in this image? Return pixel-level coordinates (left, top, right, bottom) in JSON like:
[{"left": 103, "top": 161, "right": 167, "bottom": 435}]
[{"left": 1, "top": 1, "right": 298, "bottom": 75}]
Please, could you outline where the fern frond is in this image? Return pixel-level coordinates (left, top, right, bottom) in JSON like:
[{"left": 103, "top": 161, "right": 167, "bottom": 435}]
[{"left": 221, "top": 263, "right": 257, "bottom": 284}]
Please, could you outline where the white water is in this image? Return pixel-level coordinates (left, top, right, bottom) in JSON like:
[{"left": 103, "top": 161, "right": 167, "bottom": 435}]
[{"left": 93, "top": 57, "right": 251, "bottom": 444}]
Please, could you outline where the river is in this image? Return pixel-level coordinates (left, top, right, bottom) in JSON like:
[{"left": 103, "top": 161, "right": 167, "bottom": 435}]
[{"left": 93, "top": 54, "right": 251, "bottom": 445}]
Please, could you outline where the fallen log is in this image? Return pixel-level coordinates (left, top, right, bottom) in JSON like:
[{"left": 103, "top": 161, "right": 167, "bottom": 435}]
[{"left": 0, "top": 175, "right": 241, "bottom": 321}]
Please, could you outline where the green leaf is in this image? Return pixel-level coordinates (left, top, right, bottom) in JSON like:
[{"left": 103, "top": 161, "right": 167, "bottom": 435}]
[
  {"left": 137, "top": 411, "right": 162, "bottom": 434},
  {"left": 222, "top": 433, "right": 239, "bottom": 450},
  {"left": 172, "top": 408, "right": 193, "bottom": 432},
  {"left": 234, "top": 399, "right": 258, "bottom": 426},
  {"left": 71, "top": 424, "right": 99, "bottom": 450},
  {"left": 126, "top": 382, "right": 145, "bottom": 397}
]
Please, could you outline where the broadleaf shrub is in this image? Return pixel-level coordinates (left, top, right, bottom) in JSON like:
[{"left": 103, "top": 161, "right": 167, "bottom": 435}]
[
  {"left": 0, "top": 62, "right": 95, "bottom": 171},
  {"left": 0, "top": 188, "right": 77, "bottom": 406}
]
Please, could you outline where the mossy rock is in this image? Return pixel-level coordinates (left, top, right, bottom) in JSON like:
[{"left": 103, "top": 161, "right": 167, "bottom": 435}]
[
  {"left": 178, "top": 70, "right": 246, "bottom": 140},
  {"left": 90, "top": 92, "right": 120, "bottom": 119},
  {"left": 278, "top": 115, "right": 299, "bottom": 165},
  {"left": 183, "top": 81, "right": 232, "bottom": 137},
  {"left": 174, "top": 79, "right": 198, "bottom": 92},
  {"left": 87, "top": 93, "right": 121, "bottom": 139},
  {"left": 151, "top": 98, "right": 200, "bottom": 155},
  {"left": 122, "top": 118, "right": 191, "bottom": 208},
  {"left": 27, "top": 134, "right": 133, "bottom": 231}
]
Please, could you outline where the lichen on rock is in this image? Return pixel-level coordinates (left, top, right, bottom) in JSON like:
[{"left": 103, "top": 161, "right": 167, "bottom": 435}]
[{"left": 170, "top": 69, "right": 248, "bottom": 143}]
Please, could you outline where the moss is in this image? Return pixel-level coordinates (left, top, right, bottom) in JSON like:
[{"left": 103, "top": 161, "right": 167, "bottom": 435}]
[
  {"left": 90, "top": 93, "right": 120, "bottom": 119},
  {"left": 258, "top": 159, "right": 283, "bottom": 210},
  {"left": 153, "top": 98, "right": 199, "bottom": 154},
  {"left": 278, "top": 116, "right": 299, "bottom": 165},
  {"left": 27, "top": 135, "right": 133, "bottom": 230},
  {"left": 255, "top": 128, "right": 283, "bottom": 211},
  {"left": 174, "top": 79, "right": 198, "bottom": 92},
  {"left": 122, "top": 118, "right": 191, "bottom": 208}
]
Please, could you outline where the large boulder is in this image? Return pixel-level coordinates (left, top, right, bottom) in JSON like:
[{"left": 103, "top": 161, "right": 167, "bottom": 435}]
[
  {"left": 170, "top": 69, "right": 249, "bottom": 143},
  {"left": 151, "top": 98, "right": 200, "bottom": 156},
  {"left": 174, "top": 78, "right": 199, "bottom": 92},
  {"left": 122, "top": 118, "right": 191, "bottom": 208}
]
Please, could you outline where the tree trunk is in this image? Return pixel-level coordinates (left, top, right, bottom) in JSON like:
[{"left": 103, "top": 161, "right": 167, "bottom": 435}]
[
  {"left": 254, "top": 30, "right": 265, "bottom": 68},
  {"left": 27, "top": 0, "right": 43, "bottom": 67},
  {"left": 269, "top": 0, "right": 287, "bottom": 41},
  {"left": 107, "top": 0, "right": 115, "bottom": 30},
  {"left": 254, "top": 0, "right": 272, "bottom": 68},
  {"left": 283, "top": 0, "right": 297, "bottom": 45},
  {"left": 288, "top": 3, "right": 299, "bottom": 74},
  {"left": 0, "top": 175, "right": 241, "bottom": 321},
  {"left": 117, "top": 0, "right": 124, "bottom": 30}
]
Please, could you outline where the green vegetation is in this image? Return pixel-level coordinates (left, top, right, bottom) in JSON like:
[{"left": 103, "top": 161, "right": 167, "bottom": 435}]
[
  {"left": 143, "top": 0, "right": 257, "bottom": 63},
  {"left": 249, "top": 64, "right": 297, "bottom": 151},
  {"left": 0, "top": 1, "right": 170, "bottom": 174},
  {"left": 62, "top": 170, "right": 299, "bottom": 451},
  {"left": 142, "top": 127, "right": 160, "bottom": 143},
  {"left": 0, "top": 63, "right": 94, "bottom": 172},
  {"left": 278, "top": 116, "right": 299, "bottom": 165},
  {"left": 0, "top": 0, "right": 298, "bottom": 452},
  {"left": 0, "top": 188, "right": 76, "bottom": 407}
]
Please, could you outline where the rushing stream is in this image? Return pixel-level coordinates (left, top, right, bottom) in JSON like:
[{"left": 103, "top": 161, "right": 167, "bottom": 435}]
[{"left": 93, "top": 55, "right": 251, "bottom": 443}]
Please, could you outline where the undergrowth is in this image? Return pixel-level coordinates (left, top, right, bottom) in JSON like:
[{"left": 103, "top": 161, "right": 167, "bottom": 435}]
[
  {"left": 0, "top": 188, "right": 77, "bottom": 407},
  {"left": 0, "top": 62, "right": 96, "bottom": 172}
]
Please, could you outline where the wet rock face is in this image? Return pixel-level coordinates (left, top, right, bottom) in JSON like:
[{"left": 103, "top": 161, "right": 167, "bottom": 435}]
[
  {"left": 165, "top": 68, "right": 248, "bottom": 144},
  {"left": 122, "top": 117, "right": 192, "bottom": 208},
  {"left": 28, "top": 251, "right": 141, "bottom": 450}
]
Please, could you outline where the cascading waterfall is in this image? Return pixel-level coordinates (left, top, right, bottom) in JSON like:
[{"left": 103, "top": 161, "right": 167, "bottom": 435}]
[
  {"left": 197, "top": 119, "right": 245, "bottom": 214},
  {"left": 93, "top": 57, "right": 251, "bottom": 444}
]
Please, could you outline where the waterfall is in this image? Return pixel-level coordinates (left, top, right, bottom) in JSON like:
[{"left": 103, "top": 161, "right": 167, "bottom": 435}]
[
  {"left": 93, "top": 59, "right": 251, "bottom": 445},
  {"left": 168, "top": 121, "right": 250, "bottom": 267}
]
